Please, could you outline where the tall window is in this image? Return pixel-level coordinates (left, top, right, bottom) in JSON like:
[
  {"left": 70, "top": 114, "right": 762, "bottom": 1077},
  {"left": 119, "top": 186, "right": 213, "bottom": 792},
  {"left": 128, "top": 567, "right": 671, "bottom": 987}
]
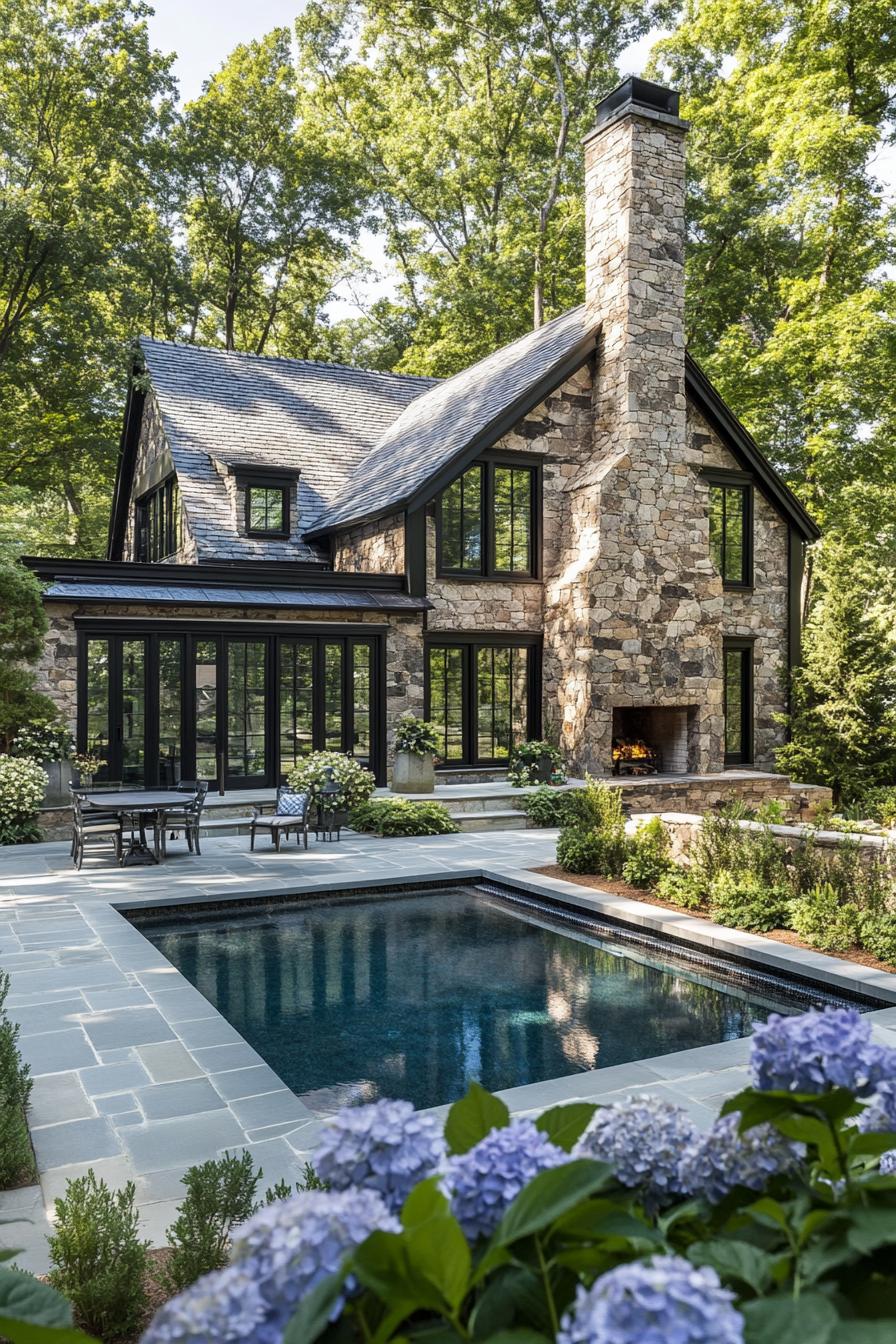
[
  {"left": 427, "top": 641, "right": 536, "bottom": 765},
  {"left": 84, "top": 639, "right": 110, "bottom": 778},
  {"left": 709, "top": 481, "right": 751, "bottom": 586},
  {"left": 438, "top": 461, "right": 537, "bottom": 578},
  {"left": 723, "top": 641, "right": 753, "bottom": 764},
  {"left": 158, "top": 640, "right": 183, "bottom": 786},
  {"left": 246, "top": 485, "right": 287, "bottom": 536},
  {"left": 136, "top": 477, "right": 181, "bottom": 561}
]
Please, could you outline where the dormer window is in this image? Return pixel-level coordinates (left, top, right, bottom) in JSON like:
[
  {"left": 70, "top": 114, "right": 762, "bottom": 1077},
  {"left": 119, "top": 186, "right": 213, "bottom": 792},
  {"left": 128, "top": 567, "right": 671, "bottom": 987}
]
[
  {"left": 136, "top": 476, "right": 181, "bottom": 561},
  {"left": 246, "top": 484, "right": 288, "bottom": 537}
]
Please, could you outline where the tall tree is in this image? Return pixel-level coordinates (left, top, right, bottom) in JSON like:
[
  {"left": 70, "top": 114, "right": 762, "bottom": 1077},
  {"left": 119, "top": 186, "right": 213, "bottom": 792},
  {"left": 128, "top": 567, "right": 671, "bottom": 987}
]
[
  {"left": 652, "top": 0, "right": 896, "bottom": 526},
  {"left": 178, "top": 29, "right": 364, "bottom": 355},
  {"left": 0, "top": 0, "right": 179, "bottom": 553},
  {"left": 297, "top": 0, "right": 661, "bottom": 375}
]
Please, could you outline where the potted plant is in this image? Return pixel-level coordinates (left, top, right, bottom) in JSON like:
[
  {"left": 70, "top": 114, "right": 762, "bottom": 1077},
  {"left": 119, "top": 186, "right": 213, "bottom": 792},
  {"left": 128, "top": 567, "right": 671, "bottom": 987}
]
[
  {"left": 285, "top": 751, "right": 376, "bottom": 832},
  {"left": 391, "top": 713, "right": 439, "bottom": 794},
  {"left": 71, "top": 751, "right": 105, "bottom": 790},
  {"left": 10, "top": 721, "right": 74, "bottom": 805},
  {"left": 507, "top": 739, "right": 564, "bottom": 787}
]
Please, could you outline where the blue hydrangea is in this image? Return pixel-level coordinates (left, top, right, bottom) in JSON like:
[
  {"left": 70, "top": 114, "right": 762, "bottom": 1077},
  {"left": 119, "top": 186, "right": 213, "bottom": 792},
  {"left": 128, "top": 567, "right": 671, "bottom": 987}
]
[
  {"left": 315, "top": 1099, "right": 445, "bottom": 1212},
  {"left": 229, "top": 1188, "right": 400, "bottom": 1333},
  {"left": 141, "top": 1264, "right": 267, "bottom": 1344},
  {"left": 574, "top": 1094, "right": 697, "bottom": 1211},
  {"left": 678, "top": 1113, "right": 804, "bottom": 1203},
  {"left": 445, "top": 1119, "right": 568, "bottom": 1241},
  {"left": 858, "top": 1080, "right": 896, "bottom": 1134},
  {"left": 750, "top": 1008, "right": 896, "bottom": 1097},
  {"left": 557, "top": 1255, "right": 744, "bottom": 1344},
  {"left": 880, "top": 1149, "right": 896, "bottom": 1175}
]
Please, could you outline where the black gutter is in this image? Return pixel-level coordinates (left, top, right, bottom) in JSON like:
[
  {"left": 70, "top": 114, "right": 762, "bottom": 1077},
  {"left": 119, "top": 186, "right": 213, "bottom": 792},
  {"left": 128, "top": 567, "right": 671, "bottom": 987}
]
[
  {"left": 22, "top": 557, "right": 409, "bottom": 593},
  {"left": 685, "top": 355, "right": 820, "bottom": 542}
]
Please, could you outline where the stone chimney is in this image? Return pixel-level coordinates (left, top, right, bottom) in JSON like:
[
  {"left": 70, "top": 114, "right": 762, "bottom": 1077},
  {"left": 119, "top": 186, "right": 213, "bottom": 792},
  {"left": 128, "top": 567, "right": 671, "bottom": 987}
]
[{"left": 550, "top": 77, "right": 725, "bottom": 776}]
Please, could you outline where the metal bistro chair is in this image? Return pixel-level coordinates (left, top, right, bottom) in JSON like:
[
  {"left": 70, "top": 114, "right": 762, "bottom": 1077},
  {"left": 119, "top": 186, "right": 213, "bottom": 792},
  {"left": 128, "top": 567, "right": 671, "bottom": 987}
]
[
  {"left": 167, "top": 780, "right": 210, "bottom": 856},
  {"left": 69, "top": 788, "right": 123, "bottom": 870},
  {"left": 250, "top": 787, "right": 310, "bottom": 853}
]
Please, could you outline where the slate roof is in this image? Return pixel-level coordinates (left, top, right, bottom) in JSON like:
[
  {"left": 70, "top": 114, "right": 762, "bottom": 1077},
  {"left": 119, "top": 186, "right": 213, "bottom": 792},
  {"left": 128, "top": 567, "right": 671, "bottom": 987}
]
[
  {"left": 138, "top": 339, "right": 437, "bottom": 563},
  {"left": 305, "top": 306, "right": 597, "bottom": 537},
  {"left": 44, "top": 579, "right": 430, "bottom": 612}
]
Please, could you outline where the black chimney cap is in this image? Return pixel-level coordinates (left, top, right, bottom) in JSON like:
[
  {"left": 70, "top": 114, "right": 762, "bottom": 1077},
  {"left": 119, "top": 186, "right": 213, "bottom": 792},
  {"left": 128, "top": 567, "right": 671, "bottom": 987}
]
[{"left": 596, "top": 77, "right": 680, "bottom": 126}]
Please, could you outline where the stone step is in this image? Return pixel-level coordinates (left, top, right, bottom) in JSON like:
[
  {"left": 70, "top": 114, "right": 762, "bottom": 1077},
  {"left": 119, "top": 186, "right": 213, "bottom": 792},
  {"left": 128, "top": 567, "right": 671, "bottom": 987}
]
[{"left": 450, "top": 810, "right": 529, "bottom": 832}]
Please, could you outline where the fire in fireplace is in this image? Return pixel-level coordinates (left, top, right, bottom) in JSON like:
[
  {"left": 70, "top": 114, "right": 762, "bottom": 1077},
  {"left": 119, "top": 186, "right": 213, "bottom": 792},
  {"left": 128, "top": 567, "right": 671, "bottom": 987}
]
[{"left": 612, "top": 738, "right": 660, "bottom": 776}]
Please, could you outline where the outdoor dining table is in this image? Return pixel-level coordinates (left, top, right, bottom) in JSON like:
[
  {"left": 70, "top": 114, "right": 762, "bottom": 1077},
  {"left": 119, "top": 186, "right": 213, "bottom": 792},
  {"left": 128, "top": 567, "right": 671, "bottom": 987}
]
[{"left": 82, "top": 790, "right": 194, "bottom": 865}]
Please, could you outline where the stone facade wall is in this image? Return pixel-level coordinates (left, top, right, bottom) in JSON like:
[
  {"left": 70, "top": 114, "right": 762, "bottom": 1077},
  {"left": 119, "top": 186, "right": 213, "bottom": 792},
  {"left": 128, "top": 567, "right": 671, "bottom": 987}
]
[
  {"left": 123, "top": 394, "right": 198, "bottom": 563},
  {"left": 333, "top": 513, "right": 405, "bottom": 574}
]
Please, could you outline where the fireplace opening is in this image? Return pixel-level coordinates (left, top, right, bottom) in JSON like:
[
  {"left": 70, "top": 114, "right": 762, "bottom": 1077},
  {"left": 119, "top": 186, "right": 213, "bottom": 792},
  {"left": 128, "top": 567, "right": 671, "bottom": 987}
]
[{"left": 611, "top": 707, "right": 696, "bottom": 776}]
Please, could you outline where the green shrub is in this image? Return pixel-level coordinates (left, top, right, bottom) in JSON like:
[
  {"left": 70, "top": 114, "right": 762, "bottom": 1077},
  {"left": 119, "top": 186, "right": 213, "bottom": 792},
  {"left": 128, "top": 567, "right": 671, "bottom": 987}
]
[
  {"left": 0, "top": 970, "right": 34, "bottom": 1188},
  {"left": 48, "top": 1169, "right": 149, "bottom": 1339},
  {"left": 859, "top": 786, "right": 896, "bottom": 828},
  {"left": 622, "top": 817, "right": 672, "bottom": 888},
  {"left": 654, "top": 867, "right": 705, "bottom": 909},
  {"left": 787, "top": 883, "right": 860, "bottom": 952},
  {"left": 708, "top": 869, "right": 790, "bottom": 932},
  {"left": 349, "top": 798, "right": 459, "bottom": 837},
  {"left": 521, "top": 786, "right": 583, "bottom": 829},
  {"left": 264, "top": 1162, "right": 328, "bottom": 1204},
  {"left": 285, "top": 751, "right": 375, "bottom": 810},
  {"left": 858, "top": 912, "right": 896, "bottom": 965},
  {"left": 556, "top": 828, "right": 605, "bottom": 874},
  {"left": 755, "top": 797, "right": 788, "bottom": 824},
  {"left": 164, "top": 1151, "right": 261, "bottom": 1293}
]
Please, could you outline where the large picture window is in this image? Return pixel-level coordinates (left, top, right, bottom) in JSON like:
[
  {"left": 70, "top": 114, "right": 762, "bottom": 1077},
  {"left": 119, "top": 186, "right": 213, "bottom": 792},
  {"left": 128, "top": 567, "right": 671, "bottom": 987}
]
[
  {"left": 78, "top": 627, "right": 383, "bottom": 788},
  {"left": 426, "top": 638, "right": 539, "bottom": 766},
  {"left": 136, "top": 477, "right": 181, "bottom": 561},
  {"left": 708, "top": 478, "right": 752, "bottom": 587},
  {"left": 437, "top": 460, "right": 537, "bottom": 578},
  {"left": 723, "top": 640, "right": 753, "bottom": 765}
]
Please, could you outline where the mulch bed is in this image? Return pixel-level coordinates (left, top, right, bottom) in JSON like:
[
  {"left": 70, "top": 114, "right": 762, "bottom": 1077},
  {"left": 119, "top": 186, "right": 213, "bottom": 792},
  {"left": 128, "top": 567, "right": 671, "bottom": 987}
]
[{"left": 531, "top": 864, "right": 896, "bottom": 976}]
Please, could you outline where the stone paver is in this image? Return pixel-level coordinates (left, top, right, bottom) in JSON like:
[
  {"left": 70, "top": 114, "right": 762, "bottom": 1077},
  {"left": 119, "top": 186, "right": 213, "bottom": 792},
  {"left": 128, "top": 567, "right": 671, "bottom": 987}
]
[{"left": 2, "top": 825, "right": 896, "bottom": 1276}]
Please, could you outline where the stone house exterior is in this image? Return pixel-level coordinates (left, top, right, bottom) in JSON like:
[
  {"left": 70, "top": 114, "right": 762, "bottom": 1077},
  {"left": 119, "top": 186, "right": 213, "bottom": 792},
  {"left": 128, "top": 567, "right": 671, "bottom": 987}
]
[{"left": 25, "top": 78, "right": 817, "bottom": 792}]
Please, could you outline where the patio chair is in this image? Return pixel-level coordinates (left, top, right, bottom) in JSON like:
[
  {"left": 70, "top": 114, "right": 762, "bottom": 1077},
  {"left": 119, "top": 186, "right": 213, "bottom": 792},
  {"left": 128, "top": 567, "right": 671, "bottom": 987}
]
[
  {"left": 167, "top": 780, "right": 210, "bottom": 856},
  {"left": 70, "top": 789, "right": 123, "bottom": 869},
  {"left": 250, "top": 787, "right": 310, "bottom": 853}
]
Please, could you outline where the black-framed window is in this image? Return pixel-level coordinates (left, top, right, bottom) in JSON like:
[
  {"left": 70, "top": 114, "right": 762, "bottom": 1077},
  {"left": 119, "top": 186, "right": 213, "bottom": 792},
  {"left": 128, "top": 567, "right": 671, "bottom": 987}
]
[
  {"left": 723, "top": 640, "right": 753, "bottom": 765},
  {"left": 708, "top": 479, "right": 752, "bottom": 587},
  {"left": 425, "top": 637, "right": 540, "bottom": 766},
  {"left": 437, "top": 460, "right": 538, "bottom": 578},
  {"left": 135, "top": 477, "right": 181, "bottom": 561},
  {"left": 246, "top": 484, "right": 288, "bottom": 537},
  {"left": 77, "top": 625, "right": 384, "bottom": 789}
]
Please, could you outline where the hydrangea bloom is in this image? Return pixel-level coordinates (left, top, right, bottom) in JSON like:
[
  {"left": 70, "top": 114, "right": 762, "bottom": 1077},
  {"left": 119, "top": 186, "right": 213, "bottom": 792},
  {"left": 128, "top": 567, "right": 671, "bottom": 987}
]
[
  {"left": 141, "top": 1265, "right": 267, "bottom": 1343},
  {"left": 315, "top": 1099, "right": 445, "bottom": 1212},
  {"left": 445, "top": 1119, "right": 568, "bottom": 1241},
  {"left": 678, "top": 1113, "right": 804, "bottom": 1203},
  {"left": 574, "top": 1094, "right": 697, "bottom": 1211},
  {"left": 858, "top": 1080, "right": 896, "bottom": 1134},
  {"left": 229, "top": 1188, "right": 400, "bottom": 1333},
  {"left": 557, "top": 1255, "right": 743, "bottom": 1344},
  {"left": 750, "top": 1008, "right": 896, "bottom": 1097},
  {"left": 880, "top": 1149, "right": 896, "bottom": 1176}
]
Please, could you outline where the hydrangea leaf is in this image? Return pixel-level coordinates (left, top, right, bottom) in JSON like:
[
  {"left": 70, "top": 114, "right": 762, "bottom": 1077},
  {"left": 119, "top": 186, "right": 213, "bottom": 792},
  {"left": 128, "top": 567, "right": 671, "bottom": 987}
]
[
  {"left": 401, "top": 1176, "right": 450, "bottom": 1230},
  {"left": 283, "top": 1270, "right": 347, "bottom": 1344},
  {"left": 845, "top": 1208, "right": 896, "bottom": 1255},
  {"left": 533, "top": 1102, "right": 597, "bottom": 1152},
  {"left": 444, "top": 1082, "right": 510, "bottom": 1155},
  {"left": 741, "top": 1292, "right": 838, "bottom": 1343},
  {"left": 0, "top": 1272, "right": 76, "bottom": 1331},
  {"left": 402, "top": 1209, "right": 471, "bottom": 1312},
  {"left": 493, "top": 1159, "right": 613, "bottom": 1246},
  {"left": 352, "top": 1228, "right": 450, "bottom": 1316},
  {"left": 686, "top": 1239, "right": 777, "bottom": 1295},
  {"left": 722, "top": 1087, "right": 860, "bottom": 1129},
  {"left": 468, "top": 1265, "right": 549, "bottom": 1337},
  {"left": 0, "top": 1323, "right": 97, "bottom": 1344},
  {"left": 835, "top": 1324, "right": 896, "bottom": 1342}
]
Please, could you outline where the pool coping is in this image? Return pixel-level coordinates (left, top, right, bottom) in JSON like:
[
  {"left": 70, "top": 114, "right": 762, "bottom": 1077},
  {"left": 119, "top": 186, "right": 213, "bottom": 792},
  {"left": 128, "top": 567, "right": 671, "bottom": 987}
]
[{"left": 6, "top": 850, "right": 896, "bottom": 1271}]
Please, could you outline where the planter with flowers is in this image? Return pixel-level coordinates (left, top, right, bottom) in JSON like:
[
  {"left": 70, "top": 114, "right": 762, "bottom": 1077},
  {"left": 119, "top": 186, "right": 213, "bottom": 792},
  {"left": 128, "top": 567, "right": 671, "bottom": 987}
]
[
  {"left": 71, "top": 751, "right": 105, "bottom": 790},
  {"left": 391, "top": 713, "right": 439, "bottom": 794},
  {"left": 508, "top": 738, "right": 564, "bottom": 787}
]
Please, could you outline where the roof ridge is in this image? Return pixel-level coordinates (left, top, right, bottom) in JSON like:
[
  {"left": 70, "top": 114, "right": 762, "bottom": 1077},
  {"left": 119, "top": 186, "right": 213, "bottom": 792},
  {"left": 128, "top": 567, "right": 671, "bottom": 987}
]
[{"left": 138, "top": 335, "right": 439, "bottom": 386}]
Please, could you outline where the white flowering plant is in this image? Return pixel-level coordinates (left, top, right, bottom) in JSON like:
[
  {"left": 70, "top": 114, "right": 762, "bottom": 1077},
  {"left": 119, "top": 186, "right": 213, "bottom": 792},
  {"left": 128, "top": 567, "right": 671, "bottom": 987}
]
[
  {"left": 0, "top": 754, "right": 48, "bottom": 844},
  {"left": 285, "top": 751, "right": 375, "bottom": 811},
  {"left": 10, "top": 720, "right": 73, "bottom": 763},
  {"left": 7, "top": 1006, "right": 896, "bottom": 1343}
]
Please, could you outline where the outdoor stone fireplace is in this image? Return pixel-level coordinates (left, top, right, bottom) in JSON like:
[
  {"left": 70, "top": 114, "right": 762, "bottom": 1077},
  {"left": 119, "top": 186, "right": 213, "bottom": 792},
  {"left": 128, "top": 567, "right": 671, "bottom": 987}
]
[{"left": 611, "top": 706, "right": 698, "bottom": 776}]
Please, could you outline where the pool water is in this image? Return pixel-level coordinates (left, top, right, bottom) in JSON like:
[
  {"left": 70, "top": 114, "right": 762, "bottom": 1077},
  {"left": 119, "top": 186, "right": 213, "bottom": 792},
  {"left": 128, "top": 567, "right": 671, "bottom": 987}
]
[{"left": 135, "top": 886, "right": 843, "bottom": 1113}]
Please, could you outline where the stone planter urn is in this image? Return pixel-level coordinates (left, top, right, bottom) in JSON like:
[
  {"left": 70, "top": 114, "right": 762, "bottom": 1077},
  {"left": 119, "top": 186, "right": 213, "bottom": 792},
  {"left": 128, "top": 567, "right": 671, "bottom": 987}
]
[
  {"left": 392, "top": 750, "right": 435, "bottom": 794},
  {"left": 42, "top": 760, "right": 75, "bottom": 806}
]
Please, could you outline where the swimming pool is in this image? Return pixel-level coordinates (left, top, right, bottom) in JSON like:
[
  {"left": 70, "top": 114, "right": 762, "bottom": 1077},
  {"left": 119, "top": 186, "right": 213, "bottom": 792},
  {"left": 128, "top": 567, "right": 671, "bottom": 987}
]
[{"left": 132, "top": 883, "right": 874, "bottom": 1113}]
